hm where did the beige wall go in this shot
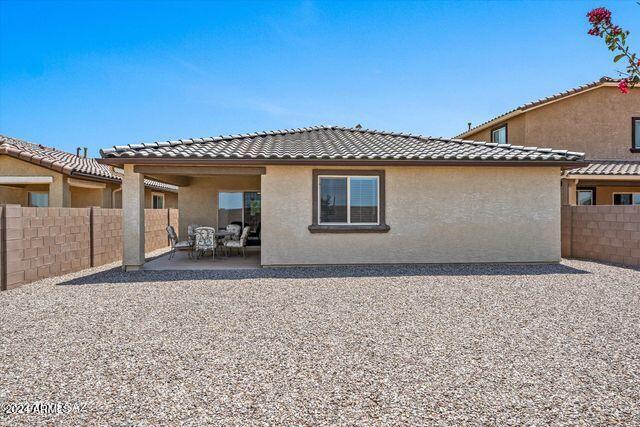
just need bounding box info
[593,185,640,205]
[70,187,103,207]
[0,155,67,206]
[261,165,562,265]
[177,175,260,238]
[465,87,640,159]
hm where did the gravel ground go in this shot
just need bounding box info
[1,259,639,426]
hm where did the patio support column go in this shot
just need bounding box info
[49,175,70,207]
[561,178,578,206]
[122,164,145,271]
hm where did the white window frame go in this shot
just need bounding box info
[318,175,380,225]
[152,192,165,209]
[612,192,640,205]
[28,191,49,207]
[577,189,593,206]
[491,125,507,144]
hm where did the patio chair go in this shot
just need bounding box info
[166,226,192,260]
[225,223,242,241]
[187,224,202,245]
[194,226,217,260]
[224,226,250,257]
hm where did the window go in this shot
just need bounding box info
[577,189,593,205]
[633,117,640,151]
[491,124,507,144]
[310,170,389,233]
[152,193,164,209]
[218,191,261,234]
[613,193,640,205]
[28,192,48,207]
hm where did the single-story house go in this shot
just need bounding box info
[98,125,585,269]
[0,135,178,208]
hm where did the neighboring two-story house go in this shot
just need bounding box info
[457,77,640,206]
[0,135,178,208]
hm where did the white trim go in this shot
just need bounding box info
[565,174,640,181]
[0,176,53,184]
[317,175,380,226]
[151,192,165,209]
[67,177,106,189]
[612,192,640,205]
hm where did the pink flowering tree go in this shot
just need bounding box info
[587,7,639,93]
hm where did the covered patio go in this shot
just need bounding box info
[118,164,263,270]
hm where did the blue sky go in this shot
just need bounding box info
[1,0,638,156]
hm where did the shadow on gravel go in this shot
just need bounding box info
[57,263,591,286]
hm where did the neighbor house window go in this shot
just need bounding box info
[491,124,507,144]
[28,192,48,207]
[633,117,640,150]
[310,170,389,233]
[613,193,640,205]
[577,189,594,205]
[152,193,164,209]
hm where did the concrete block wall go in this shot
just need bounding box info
[92,208,123,267]
[144,209,170,253]
[0,205,179,290]
[561,205,640,266]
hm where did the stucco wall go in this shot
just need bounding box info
[0,155,66,206]
[467,113,527,145]
[465,87,640,159]
[261,165,562,265]
[70,187,103,207]
[177,175,260,238]
[592,185,640,205]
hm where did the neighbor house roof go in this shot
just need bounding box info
[565,160,640,177]
[456,77,622,139]
[99,125,585,165]
[0,135,178,192]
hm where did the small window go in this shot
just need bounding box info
[577,190,593,205]
[28,192,48,207]
[613,193,640,205]
[152,193,164,209]
[491,124,507,144]
[633,117,640,150]
[319,176,378,224]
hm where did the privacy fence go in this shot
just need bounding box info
[561,205,640,267]
[0,205,178,290]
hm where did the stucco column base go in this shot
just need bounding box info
[122,264,144,271]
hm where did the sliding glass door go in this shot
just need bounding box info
[218,191,261,242]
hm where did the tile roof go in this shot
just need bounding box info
[457,77,621,138]
[100,125,585,163]
[0,135,178,192]
[565,160,640,176]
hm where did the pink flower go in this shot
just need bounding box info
[587,7,612,25]
[618,79,630,94]
[611,25,622,36]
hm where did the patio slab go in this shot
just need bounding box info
[144,246,261,270]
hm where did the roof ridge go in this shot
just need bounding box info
[456,76,622,138]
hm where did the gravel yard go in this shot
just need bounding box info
[1,260,639,426]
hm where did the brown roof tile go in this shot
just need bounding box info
[0,135,178,192]
[100,125,585,164]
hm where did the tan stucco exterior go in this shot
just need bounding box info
[464,86,640,160]
[261,165,562,265]
[463,86,640,205]
[0,154,178,208]
[177,175,260,238]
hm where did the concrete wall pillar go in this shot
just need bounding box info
[561,178,578,206]
[122,165,145,270]
[49,175,70,207]
[101,186,113,208]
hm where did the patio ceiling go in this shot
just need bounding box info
[133,166,266,187]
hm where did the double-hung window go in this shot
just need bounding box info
[152,193,164,209]
[491,124,507,144]
[310,170,389,232]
